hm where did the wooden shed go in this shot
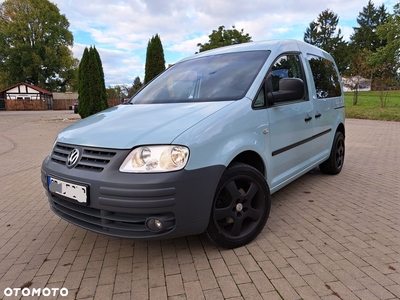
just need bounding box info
[0,82,53,110]
[53,92,79,110]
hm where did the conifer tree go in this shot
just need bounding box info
[78,47,90,118]
[144,34,166,84]
[348,1,390,90]
[92,46,108,110]
[132,76,143,95]
[304,9,345,51]
[350,0,388,52]
[78,46,108,118]
[304,9,349,73]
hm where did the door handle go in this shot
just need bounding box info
[304,114,312,122]
[315,112,322,118]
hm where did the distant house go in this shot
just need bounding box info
[342,76,371,92]
[0,82,53,110]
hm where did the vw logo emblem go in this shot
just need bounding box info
[66,148,80,168]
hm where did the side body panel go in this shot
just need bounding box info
[266,101,314,187]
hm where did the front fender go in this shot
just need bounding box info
[174,100,270,172]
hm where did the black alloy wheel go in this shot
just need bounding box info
[319,131,345,175]
[206,163,271,249]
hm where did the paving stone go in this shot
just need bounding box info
[0,112,399,300]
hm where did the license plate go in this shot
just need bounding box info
[48,176,87,203]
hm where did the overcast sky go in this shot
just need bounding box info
[51,0,397,87]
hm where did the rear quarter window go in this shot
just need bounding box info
[307,54,342,99]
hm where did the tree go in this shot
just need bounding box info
[0,0,77,91]
[92,46,107,106]
[196,25,252,53]
[78,46,108,118]
[107,76,143,101]
[374,2,400,79]
[131,76,143,96]
[106,85,123,100]
[0,70,10,90]
[348,49,371,105]
[350,0,388,52]
[347,1,389,90]
[144,34,165,84]
[304,9,349,74]
[304,9,341,49]
[367,2,400,106]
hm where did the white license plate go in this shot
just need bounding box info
[48,176,87,203]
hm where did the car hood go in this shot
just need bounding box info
[57,102,233,149]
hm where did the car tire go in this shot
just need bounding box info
[319,131,345,175]
[206,162,271,249]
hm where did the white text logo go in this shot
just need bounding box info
[4,287,68,297]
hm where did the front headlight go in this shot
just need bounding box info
[119,145,189,173]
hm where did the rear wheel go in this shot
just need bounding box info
[206,163,271,249]
[319,131,345,175]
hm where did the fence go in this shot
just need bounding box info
[2,97,121,111]
[5,99,47,110]
[53,99,76,110]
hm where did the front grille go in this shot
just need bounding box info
[51,143,116,172]
[51,144,73,164]
[49,194,175,237]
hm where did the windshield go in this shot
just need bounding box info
[130,50,270,104]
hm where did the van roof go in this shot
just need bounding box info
[178,39,333,63]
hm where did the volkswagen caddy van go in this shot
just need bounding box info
[41,39,345,248]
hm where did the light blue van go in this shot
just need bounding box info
[41,39,345,248]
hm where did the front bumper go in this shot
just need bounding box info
[41,143,225,239]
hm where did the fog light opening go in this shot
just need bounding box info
[146,218,164,232]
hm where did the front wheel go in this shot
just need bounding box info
[206,163,271,249]
[319,131,345,175]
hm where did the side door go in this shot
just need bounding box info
[263,54,315,190]
[306,54,343,163]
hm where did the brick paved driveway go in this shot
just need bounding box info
[0,110,399,300]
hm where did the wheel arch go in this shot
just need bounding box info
[336,122,345,137]
[228,150,266,177]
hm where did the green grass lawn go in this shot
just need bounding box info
[344,90,400,121]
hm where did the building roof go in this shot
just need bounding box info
[0,82,52,95]
[52,92,79,100]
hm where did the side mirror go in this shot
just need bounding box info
[267,78,305,105]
